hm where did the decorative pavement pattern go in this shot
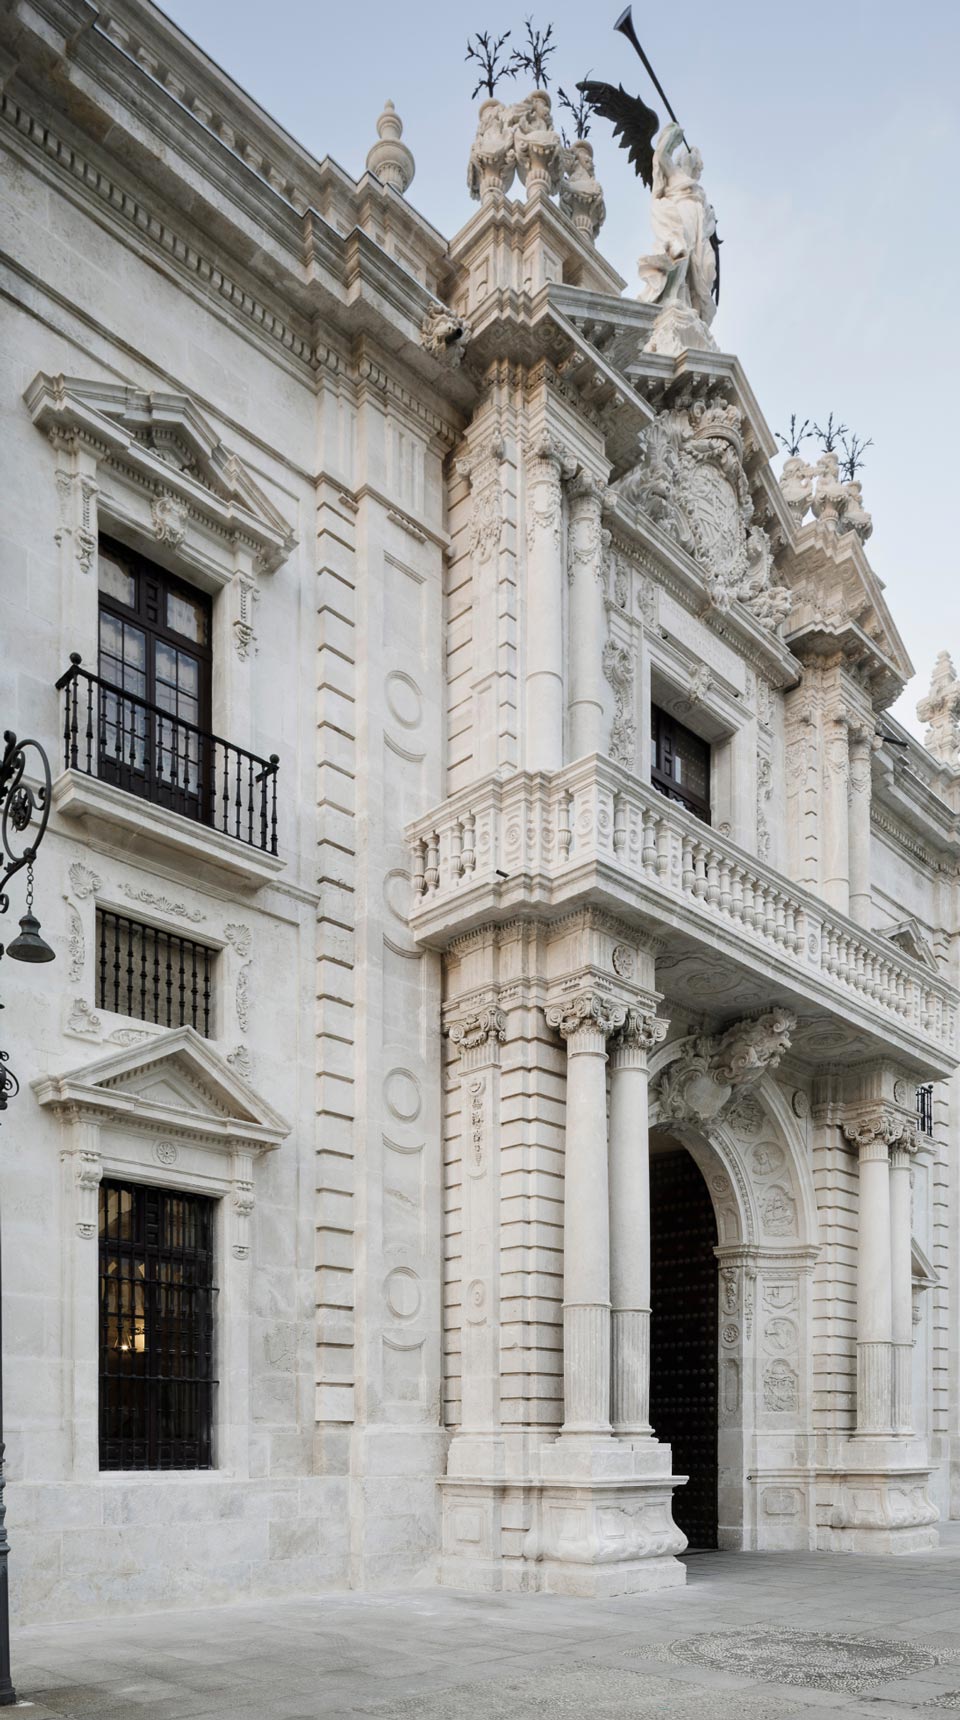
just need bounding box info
[372,1667,809,1720]
[668,1625,943,1693]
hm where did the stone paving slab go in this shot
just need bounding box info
[10,1528,960,1719]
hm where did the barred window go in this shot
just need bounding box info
[96,908,216,1037]
[99,1181,217,1470]
[917,1084,934,1138]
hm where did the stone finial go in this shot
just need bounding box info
[365,100,415,195]
[559,138,606,240]
[917,651,960,768]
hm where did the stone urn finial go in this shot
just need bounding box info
[366,99,415,195]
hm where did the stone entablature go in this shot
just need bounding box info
[408,759,958,1076]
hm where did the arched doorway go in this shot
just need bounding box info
[649,1141,719,1549]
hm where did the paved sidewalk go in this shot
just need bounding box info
[11,1528,960,1719]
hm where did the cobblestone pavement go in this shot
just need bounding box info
[11,1527,960,1719]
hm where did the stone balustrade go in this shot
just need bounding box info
[408,757,958,1074]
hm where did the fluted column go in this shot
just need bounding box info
[844,1115,894,1436]
[847,726,873,927]
[524,435,574,772]
[889,1132,917,1435]
[608,1007,667,1437]
[546,990,626,1436]
[567,471,608,760]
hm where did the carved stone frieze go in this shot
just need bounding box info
[616,397,792,632]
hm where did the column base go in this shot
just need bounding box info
[440,1434,687,1595]
[816,1436,939,1555]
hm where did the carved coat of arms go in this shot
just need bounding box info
[616,397,792,632]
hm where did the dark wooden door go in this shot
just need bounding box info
[649,1146,719,1548]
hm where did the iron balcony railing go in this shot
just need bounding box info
[56,655,279,856]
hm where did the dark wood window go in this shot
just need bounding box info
[97,537,212,818]
[96,908,216,1037]
[99,1181,217,1471]
[651,704,712,824]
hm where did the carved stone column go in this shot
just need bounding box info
[608,1007,667,1437]
[889,1131,917,1435]
[566,472,608,761]
[524,435,575,773]
[843,1114,894,1436]
[847,725,874,926]
[546,990,626,1436]
[448,1005,507,1433]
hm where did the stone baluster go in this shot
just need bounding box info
[608,1006,668,1437]
[843,1113,894,1436]
[889,1129,918,1435]
[567,472,608,760]
[524,435,574,772]
[546,990,627,1436]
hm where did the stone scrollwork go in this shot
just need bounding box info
[602,638,636,766]
[614,1006,669,1055]
[656,1009,795,1126]
[616,397,792,633]
[841,1107,919,1155]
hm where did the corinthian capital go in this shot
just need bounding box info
[615,1007,669,1054]
[842,1107,918,1156]
[448,1007,507,1058]
[546,990,627,1043]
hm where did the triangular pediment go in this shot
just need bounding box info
[33,1025,288,1148]
[882,918,939,973]
[25,373,295,572]
[912,1240,938,1289]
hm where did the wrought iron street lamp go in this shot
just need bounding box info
[0,728,56,1706]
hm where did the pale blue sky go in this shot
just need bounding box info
[158,0,959,735]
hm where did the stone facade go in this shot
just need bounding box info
[0,0,958,1621]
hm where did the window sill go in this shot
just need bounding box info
[52,770,285,889]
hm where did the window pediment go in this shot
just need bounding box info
[32,1024,288,1151]
[882,919,938,974]
[25,373,295,574]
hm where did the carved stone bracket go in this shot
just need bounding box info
[656,1008,795,1126]
[448,1007,507,1059]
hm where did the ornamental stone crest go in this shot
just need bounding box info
[420,304,472,368]
[616,397,792,632]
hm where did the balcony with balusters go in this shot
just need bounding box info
[407,755,959,1081]
[51,655,283,885]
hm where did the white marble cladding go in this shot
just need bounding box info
[408,760,958,1074]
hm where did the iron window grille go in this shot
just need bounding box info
[99,1180,217,1471]
[96,908,216,1037]
[917,1083,934,1137]
[651,705,712,824]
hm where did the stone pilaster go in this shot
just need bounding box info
[545,989,626,1436]
[524,434,576,773]
[847,724,874,927]
[566,471,608,761]
[608,1006,668,1437]
[447,1004,507,1435]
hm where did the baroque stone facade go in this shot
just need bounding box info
[0,0,958,1623]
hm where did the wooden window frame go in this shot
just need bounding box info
[651,704,712,824]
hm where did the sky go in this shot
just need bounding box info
[156,0,960,736]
